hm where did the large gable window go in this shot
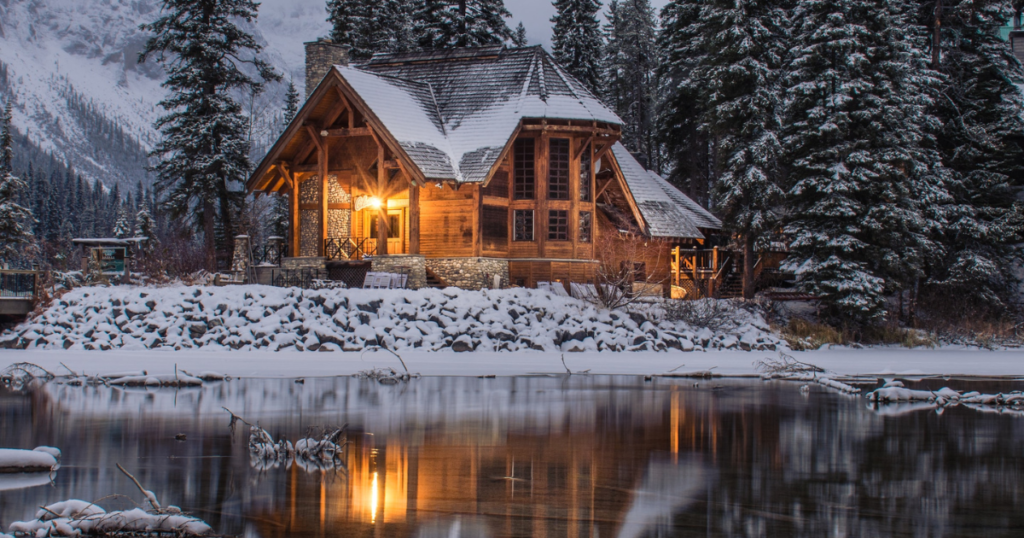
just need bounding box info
[513,139,535,200]
[548,138,570,200]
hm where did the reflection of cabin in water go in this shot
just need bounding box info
[247,43,745,297]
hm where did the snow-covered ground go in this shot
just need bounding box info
[1,285,1021,379]
[2,345,1023,379]
[2,285,778,353]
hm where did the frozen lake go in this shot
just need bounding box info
[3,375,1024,537]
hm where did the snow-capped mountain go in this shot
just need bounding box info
[0,0,330,191]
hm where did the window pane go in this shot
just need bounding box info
[513,139,535,200]
[579,143,592,202]
[579,211,591,243]
[548,210,568,241]
[548,138,570,200]
[370,215,401,239]
[514,210,534,241]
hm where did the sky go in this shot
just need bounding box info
[506,0,671,48]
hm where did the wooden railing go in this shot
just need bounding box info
[324,237,377,261]
[0,270,37,299]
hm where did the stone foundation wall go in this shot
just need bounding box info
[282,257,326,271]
[426,257,510,290]
[371,255,427,289]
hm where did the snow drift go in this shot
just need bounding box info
[2,286,779,353]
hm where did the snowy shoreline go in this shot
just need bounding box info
[3,347,1023,379]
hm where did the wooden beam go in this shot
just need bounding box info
[593,141,614,165]
[279,162,295,191]
[323,127,371,138]
[292,163,355,173]
[595,177,615,200]
[376,138,389,255]
[383,159,399,169]
[304,125,325,154]
[520,124,620,136]
[319,139,329,256]
[333,86,353,128]
[473,183,482,257]
[574,134,595,161]
[290,168,299,257]
[409,183,420,255]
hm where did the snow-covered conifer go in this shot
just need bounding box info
[134,206,157,254]
[328,0,415,60]
[512,22,528,46]
[113,207,132,239]
[923,0,1024,314]
[674,0,791,298]
[781,0,947,324]
[417,0,514,49]
[0,102,34,267]
[283,81,299,124]
[551,0,604,93]
[603,0,661,170]
[139,0,280,270]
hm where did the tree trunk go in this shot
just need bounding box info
[203,198,216,271]
[742,234,755,300]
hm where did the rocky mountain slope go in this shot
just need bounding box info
[0,0,330,191]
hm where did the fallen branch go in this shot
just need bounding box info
[116,463,161,512]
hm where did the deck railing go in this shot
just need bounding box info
[251,244,284,266]
[0,270,37,299]
[325,237,377,261]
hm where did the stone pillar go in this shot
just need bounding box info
[231,235,250,281]
[304,40,350,98]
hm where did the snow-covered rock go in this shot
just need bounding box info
[3,286,779,354]
[0,448,60,473]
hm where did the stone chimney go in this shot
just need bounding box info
[304,39,349,98]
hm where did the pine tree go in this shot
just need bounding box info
[0,102,34,267]
[283,81,299,124]
[328,0,415,61]
[551,0,604,94]
[134,206,158,254]
[417,0,514,49]
[781,0,947,325]
[512,22,528,46]
[923,0,1024,315]
[603,0,661,170]
[139,0,280,270]
[657,0,712,207]
[673,0,791,299]
[113,207,132,239]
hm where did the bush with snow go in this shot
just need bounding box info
[2,286,780,353]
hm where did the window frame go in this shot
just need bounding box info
[513,138,536,200]
[548,209,569,241]
[547,138,570,200]
[513,209,535,242]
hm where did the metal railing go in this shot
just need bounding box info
[251,244,284,266]
[0,270,37,299]
[325,237,377,261]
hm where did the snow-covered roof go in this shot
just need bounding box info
[71,237,147,246]
[336,46,621,183]
[610,143,721,239]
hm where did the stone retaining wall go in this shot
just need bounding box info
[426,257,510,290]
[371,255,426,289]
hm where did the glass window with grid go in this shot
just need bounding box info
[579,143,592,202]
[514,209,534,241]
[548,138,570,200]
[548,210,569,240]
[579,211,592,243]
[513,139,535,200]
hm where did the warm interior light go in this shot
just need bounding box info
[369,197,382,210]
[370,471,379,523]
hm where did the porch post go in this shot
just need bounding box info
[376,143,389,255]
[409,184,420,254]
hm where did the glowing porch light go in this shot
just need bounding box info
[368,197,383,210]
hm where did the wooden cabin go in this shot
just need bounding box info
[247,43,722,293]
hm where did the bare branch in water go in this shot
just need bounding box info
[116,463,162,512]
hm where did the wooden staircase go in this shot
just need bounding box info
[424,268,447,288]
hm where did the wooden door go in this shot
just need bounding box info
[367,209,404,254]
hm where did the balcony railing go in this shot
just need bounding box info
[325,237,377,261]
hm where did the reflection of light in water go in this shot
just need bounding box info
[371,471,378,524]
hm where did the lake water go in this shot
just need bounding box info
[3,375,1024,537]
